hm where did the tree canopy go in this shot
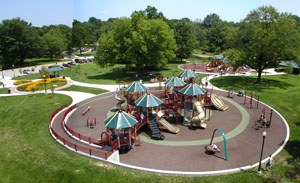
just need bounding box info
[0,18,42,68]
[170,18,196,62]
[42,28,67,60]
[236,6,300,82]
[95,11,176,71]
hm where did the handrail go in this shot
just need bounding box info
[49,105,113,160]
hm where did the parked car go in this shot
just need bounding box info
[23,69,31,74]
[68,61,76,66]
[62,63,71,68]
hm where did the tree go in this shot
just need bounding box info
[0,18,42,68]
[170,18,196,61]
[95,11,176,71]
[206,21,226,53]
[237,6,300,83]
[143,6,166,21]
[42,28,66,60]
[72,20,86,54]
[203,13,221,28]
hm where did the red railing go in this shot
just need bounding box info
[49,105,113,160]
[49,104,68,123]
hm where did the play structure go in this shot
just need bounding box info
[206,58,228,73]
[206,128,228,161]
[82,106,91,116]
[86,117,96,128]
[97,69,231,153]
[255,108,273,129]
[243,91,260,109]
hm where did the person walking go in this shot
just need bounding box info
[265,154,273,171]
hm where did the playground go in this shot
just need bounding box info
[53,69,289,174]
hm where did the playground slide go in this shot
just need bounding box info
[114,94,127,111]
[158,118,180,134]
[191,101,207,129]
[153,111,180,134]
[210,94,228,111]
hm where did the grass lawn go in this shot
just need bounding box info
[24,57,70,66]
[211,74,300,182]
[0,88,9,94]
[0,94,264,183]
[61,85,108,94]
[76,52,96,57]
[15,61,206,85]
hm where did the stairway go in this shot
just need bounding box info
[148,114,165,140]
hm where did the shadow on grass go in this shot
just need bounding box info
[285,140,300,159]
[285,140,300,180]
[211,76,294,92]
[88,69,161,83]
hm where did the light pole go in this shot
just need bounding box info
[258,130,267,173]
[12,65,15,77]
[43,75,47,94]
[0,65,3,79]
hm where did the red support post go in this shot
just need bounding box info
[89,149,92,156]
[74,144,77,151]
[256,96,260,109]
[250,93,253,109]
[208,107,211,121]
[269,109,273,127]
[244,91,247,105]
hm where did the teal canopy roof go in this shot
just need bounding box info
[279,60,299,69]
[177,69,197,78]
[104,110,138,129]
[47,66,63,73]
[179,83,205,96]
[210,55,223,60]
[164,77,186,87]
[125,81,148,93]
[134,93,163,108]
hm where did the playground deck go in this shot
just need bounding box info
[61,90,288,173]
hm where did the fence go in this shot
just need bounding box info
[49,105,113,160]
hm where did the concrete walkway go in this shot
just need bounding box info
[0,75,162,105]
[0,67,286,103]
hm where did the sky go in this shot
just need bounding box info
[0,0,299,27]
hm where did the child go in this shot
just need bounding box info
[265,155,273,171]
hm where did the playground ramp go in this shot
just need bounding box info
[210,94,228,111]
[191,101,207,129]
[158,118,180,134]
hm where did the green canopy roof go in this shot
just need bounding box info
[134,93,163,108]
[104,110,138,129]
[279,60,299,69]
[179,83,205,96]
[177,69,197,78]
[47,66,64,73]
[164,77,186,87]
[125,81,148,93]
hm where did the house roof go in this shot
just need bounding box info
[279,60,299,69]
[47,66,64,73]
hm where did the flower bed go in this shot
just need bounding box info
[16,78,67,92]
